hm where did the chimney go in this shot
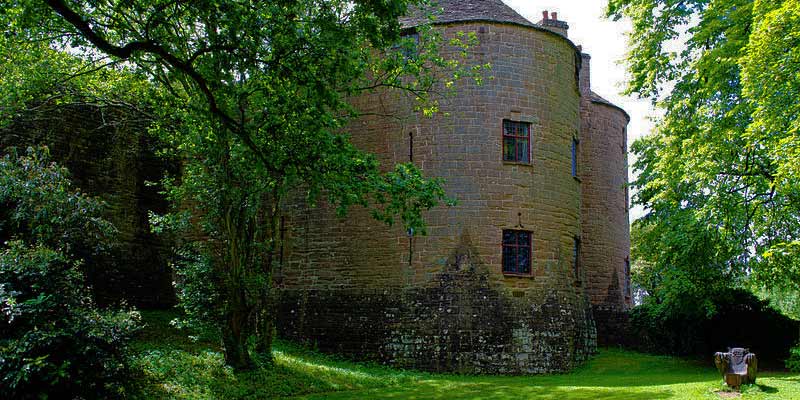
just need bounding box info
[538,10,569,37]
[579,51,591,95]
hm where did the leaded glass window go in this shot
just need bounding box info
[502,230,531,274]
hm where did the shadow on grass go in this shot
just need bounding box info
[770,376,800,382]
[129,347,365,399]
[756,384,778,394]
[296,381,675,400]
[130,311,421,399]
[130,311,732,399]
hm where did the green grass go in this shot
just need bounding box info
[130,311,800,399]
[129,311,422,399]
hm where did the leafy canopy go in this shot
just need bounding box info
[4,0,484,368]
[5,0,475,230]
[609,0,800,315]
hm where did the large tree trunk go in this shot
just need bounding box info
[253,197,281,361]
[217,197,257,370]
[221,298,254,370]
[215,140,280,369]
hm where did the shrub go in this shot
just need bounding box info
[171,248,222,340]
[0,147,141,399]
[787,343,800,372]
[629,288,800,366]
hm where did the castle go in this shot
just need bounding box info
[1,0,630,375]
[277,1,631,374]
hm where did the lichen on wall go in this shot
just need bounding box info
[277,19,600,374]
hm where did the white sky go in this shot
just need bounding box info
[504,0,655,222]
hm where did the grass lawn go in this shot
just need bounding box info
[130,311,800,399]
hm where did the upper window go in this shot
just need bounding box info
[395,32,419,60]
[571,138,579,178]
[503,120,530,163]
[502,230,531,275]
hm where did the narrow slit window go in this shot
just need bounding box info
[624,257,631,299]
[572,138,579,178]
[502,120,531,163]
[502,230,532,274]
[573,237,581,285]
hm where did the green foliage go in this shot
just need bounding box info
[0,147,114,253]
[0,33,157,130]
[787,343,800,372]
[628,288,798,362]
[0,147,141,399]
[741,0,800,209]
[170,249,222,340]
[609,0,800,314]
[631,212,738,319]
[4,0,486,369]
[752,285,800,321]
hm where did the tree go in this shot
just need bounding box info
[740,0,800,290]
[608,0,800,315]
[6,0,480,369]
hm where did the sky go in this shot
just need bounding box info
[503,0,655,222]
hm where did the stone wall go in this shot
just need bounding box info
[578,53,631,311]
[278,22,597,373]
[280,266,595,374]
[0,103,176,308]
[592,304,632,347]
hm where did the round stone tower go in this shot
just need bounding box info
[578,51,632,345]
[279,0,629,373]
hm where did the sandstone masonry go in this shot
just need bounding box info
[278,1,630,373]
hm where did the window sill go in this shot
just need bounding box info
[573,176,581,183]
[502,161,532,167]
[503,272,533,278]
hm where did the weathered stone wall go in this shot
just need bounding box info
[278,22,597,373]
[0,103,176,308]
[280,268,595,374]
[591,305,631,347]
[578,53,631,312]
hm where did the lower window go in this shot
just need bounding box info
[502,230,531,274]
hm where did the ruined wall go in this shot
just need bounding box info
[278,22,596,373]
[0,103,176,308]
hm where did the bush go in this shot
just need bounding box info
[787,343,800,372]
[171,248,222,340]
[0,147,141,398]
[629,288,800,367]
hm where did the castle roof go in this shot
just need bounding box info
[400,1,629,119]
[590,91,631,121]
[400,0,535,28]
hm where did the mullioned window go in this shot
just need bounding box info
[502,120,530,163]
[502,229,531,274]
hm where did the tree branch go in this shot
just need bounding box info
[45,0,274,171]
